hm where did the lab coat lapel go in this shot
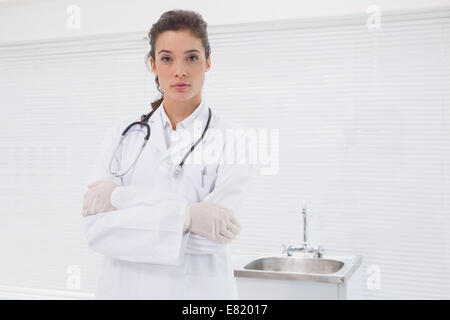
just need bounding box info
[147,107,190,163]
[175,111,216,166]
[147,107,168,156]
[147,104,215,164]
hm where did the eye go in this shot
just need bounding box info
[188,55,198,61]
[161,56,171,62]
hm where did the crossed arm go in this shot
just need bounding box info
[82,124,254,265]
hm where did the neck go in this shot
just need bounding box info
[162,95,202,130]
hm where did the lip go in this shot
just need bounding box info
[172,82,190,87]
[172,83,190,91]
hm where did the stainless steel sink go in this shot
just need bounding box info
[244,257,344,274]
[234,253,363,284]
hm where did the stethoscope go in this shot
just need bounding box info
[109,103,212,182]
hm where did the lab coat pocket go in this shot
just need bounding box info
[96,257,120,299]
[183,164,216,201]
[198,164,220,201]
[183,252,236,299]
[185,251,228,276]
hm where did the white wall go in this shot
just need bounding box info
[1,0,450,300]
[1,0,450,44]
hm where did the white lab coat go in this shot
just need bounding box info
[83,101,253,299]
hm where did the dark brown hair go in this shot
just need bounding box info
[142,9,211,122]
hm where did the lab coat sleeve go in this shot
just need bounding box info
[97,125,255,255]
[109,185,222,255]
[83,124,190,265]
[185,126,255,254]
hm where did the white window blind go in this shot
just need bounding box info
[0,6,449,299]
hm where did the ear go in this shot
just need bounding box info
[150,56,156,74]
[205,56,211,72]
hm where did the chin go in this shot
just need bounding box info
[167,92,196,101]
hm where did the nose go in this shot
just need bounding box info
[174,61,187,78]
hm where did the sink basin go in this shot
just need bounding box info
[244,257,344,274]
[234,253,362,284]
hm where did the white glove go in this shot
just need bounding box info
[82,180,119,217]
[187,202,242,244]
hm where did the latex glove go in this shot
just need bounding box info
[187,202,242,244]
[82,180,119,217]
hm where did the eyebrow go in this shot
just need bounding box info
[158,49,200,55]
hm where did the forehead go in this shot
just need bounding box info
[155,30,203,53]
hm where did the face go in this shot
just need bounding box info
[150,29,211,103]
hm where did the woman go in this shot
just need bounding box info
[81,9,253,299]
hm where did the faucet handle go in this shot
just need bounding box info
[282,244,296,255]
[313,245,326,258]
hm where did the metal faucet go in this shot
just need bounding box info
[312,245,326,258]
[282,202,326,258]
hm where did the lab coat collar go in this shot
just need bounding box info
[148,99,212,160]
[160,99,206,130]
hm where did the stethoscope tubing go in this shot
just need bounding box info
[109,107,211,179]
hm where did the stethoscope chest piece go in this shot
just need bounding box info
[170,164,183,178]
